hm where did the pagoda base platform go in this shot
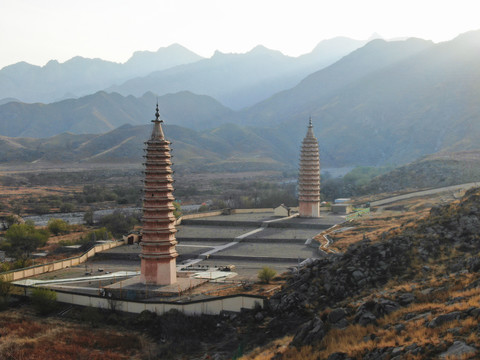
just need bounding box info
[103,275,208,299]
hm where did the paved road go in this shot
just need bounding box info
[371,182,479,207]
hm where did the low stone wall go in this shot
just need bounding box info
[241,238,306,244]
[175,211,223,225]
[207,254,304,263]
[232,208,273,214]
[22,286,264,315]
[266,222,331,230]
[175,208,276,226]
[0,240,126,282]
[181,219,263,227]
[177,237,234,243]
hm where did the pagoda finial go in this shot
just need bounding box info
[306,117,316,139]
[150,103,165,140]
[154,101,163,123]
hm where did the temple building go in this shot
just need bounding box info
[139,105,178,285]
[298,118,321,218]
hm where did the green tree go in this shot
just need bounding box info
[0,277,12,311]
[59,202,75,213]
[31,288,57,315]
[83,209,94,226]
[3,215,21,230]
[85,227,112,242]
[173,201,182,218]
[4,221,49,258]
[99,211,139,237]
[47,218,69,236]
[258,266,277,284]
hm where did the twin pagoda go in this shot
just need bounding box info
[138,106,321,286]
[298,119,321,218]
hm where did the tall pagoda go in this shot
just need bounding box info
[139,105,178,285]
[298,118,321,218]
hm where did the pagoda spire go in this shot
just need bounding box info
[150,102,165,140]
[298,118,321,218]
[139,104,178,285]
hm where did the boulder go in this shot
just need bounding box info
[427,311,461,328]
[328,308,348,323]
[396,293,415,306]
[439,341,477,358]
[356,310,377,326]
[291,317,326,347]
[327,352,352,360]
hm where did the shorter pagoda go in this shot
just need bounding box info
[139,105,178,285]
[298,118,321,218]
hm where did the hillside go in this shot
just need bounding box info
[244,187,480,359]
[0,44,203,103]
[0,123,297,172]
[238,30,480,166]
[0,91,234,137]
[362,150,480,194]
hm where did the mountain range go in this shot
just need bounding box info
[235,30,480,166]
[1,30,480,171]
[0,44,203,104]
[0,91,233,137]
[107,37,367,109]
[0,37,366,109]
[0,123,295,173]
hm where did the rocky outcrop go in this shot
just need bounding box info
[263,188,480,358]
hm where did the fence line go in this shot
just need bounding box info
[0,240,126,282]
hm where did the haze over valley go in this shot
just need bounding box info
[1,30,480,172]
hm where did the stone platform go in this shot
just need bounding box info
[103,275,208,298]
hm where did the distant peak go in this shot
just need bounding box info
[45,59,60,67]
[368,32,383,41]
[250,44,269,52]
[212,50,226,57]
[248,44,282,55]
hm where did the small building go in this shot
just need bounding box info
[123,230,141,245]
[0,250,5,262]
[274,204,291,217]
[334,198,351,204]
[331,203,353,214]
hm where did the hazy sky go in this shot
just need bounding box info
[1,0,479,69]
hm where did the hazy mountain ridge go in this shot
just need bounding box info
[0,44,203,104]
[107,38,367,109]
[0,91,234,137]
[237,30,480,167]
[2,31,480,169]
[0,122,296,172]
[0,38,365,109]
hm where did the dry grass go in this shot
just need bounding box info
[243,272,480,359]
[0,308,154,360]
[0,184,82,216]
[239,336,293,360]
[327,195,453,252]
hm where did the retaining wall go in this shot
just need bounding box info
[0,240,126,282]
[22,286,264,315]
